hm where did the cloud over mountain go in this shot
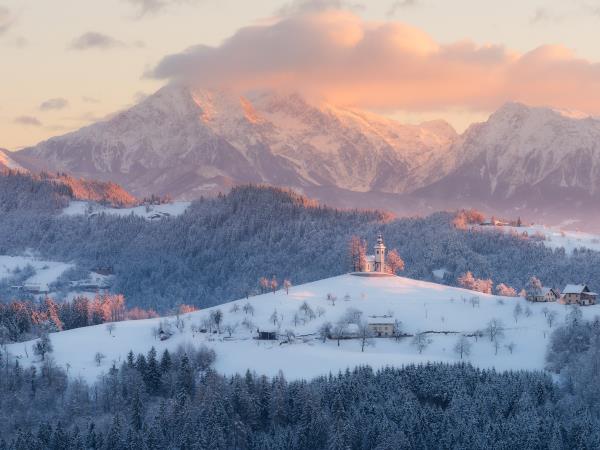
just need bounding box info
[149,8,600,115]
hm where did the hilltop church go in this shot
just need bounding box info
[362,233,386,273]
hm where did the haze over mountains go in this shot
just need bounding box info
[9,84,600,228]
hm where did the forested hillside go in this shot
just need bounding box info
[0,352,595,449]
[0,170,136,213]
[1,184,599,311]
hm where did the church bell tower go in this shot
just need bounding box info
[374,233,386,273]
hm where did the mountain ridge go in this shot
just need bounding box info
[12,84,460,199]
[10,86,600,227]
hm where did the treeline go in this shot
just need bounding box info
[2,344,600,449]
[2,184,600,311]
[0,169,135,213]
[0,295,160,343]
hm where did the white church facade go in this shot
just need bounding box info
[362,233,386,273]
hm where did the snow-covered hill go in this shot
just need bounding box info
[478,223,600,255]
[62,200,190,219]
[8,274,588,381]
[12,84,459,199]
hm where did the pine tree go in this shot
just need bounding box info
[104,416,124,450]
[126,351,135,368]
[159,349,172,373]
[130,388,144,432]
[145,347,162,394]
[175,354,195,400]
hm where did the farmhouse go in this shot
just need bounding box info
[527,287,560,303]
[367,316,396,337]
[560,284,598,306]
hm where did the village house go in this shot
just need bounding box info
[527,287,560,303]
[367,316,396,337]
[560,284,598,306]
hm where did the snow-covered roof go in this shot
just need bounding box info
[367,316,395,325]
[562,284,589,294]
[365,255,375,262]
[540,287,558,296]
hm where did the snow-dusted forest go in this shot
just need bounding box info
[1,310,600,448]
[1,179,599,312]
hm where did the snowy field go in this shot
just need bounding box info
[478,224,600,254]
[0,255,72,287]
[62,200,191,219]
[8,274,592,382]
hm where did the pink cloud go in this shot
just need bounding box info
[149,9,600,114]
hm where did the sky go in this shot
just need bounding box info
[2,0,600,150]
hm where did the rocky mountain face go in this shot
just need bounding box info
[0,148,25,172]
[411,103,600,223]
[10,86,600,228]
[12,84,459,199]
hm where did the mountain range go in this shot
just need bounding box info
[8,84,600,228]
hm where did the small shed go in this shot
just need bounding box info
[257,330,278,340]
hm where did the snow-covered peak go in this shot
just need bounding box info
[16,84,459,198]
[0,148,25,171]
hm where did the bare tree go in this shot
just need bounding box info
[243,302,255,316]
[524,306,533,317]
[270,277,279,293]
[269,309,279,326]
[259,277,269,293]
[343,307,363,325]
[542,306,549,318]
[224,323,238,337]
[283,279,292,294]
[505,342,516,354]
[327,293,337,306]
[494,338,502,355]
[393,319,403,341]
[229,303,240,313]
[241,317,254,330]
[316,306,326,317]
[357,321,374,352]
[385,249,405,274]
[33,333,53,361]
[454,336,472,359]
[546,310,558,328]
[411,332,432,354]
[94,352,106,366]
[210,309,223,333]
[176,316,185,333]
[485,319,505,343]
[106,323,116,336]
[513,302,523,323]
[348,236,367,272]
[319,322,332,342]
[299,302,316,322]
[469,296,480,308]
[332,321,347,346]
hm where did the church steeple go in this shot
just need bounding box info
[374,233,386,273]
